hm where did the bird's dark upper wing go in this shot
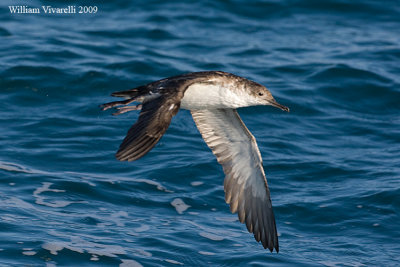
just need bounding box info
[116,94,181,161]
[191,109,279,252]
[112,73,219,161]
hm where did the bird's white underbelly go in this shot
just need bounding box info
[180,83,251,110]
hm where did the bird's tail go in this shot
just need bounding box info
[110,85,148,98]
[100,85,148,115]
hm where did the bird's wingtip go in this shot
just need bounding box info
[115,153,127,161]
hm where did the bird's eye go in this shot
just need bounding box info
[258,92,264,96]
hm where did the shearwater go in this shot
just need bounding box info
[101,71,289,252]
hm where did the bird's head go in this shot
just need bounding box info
[248,82,290,112]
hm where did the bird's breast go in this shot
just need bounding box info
[180,83,252,110]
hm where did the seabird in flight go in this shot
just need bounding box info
[101,71,289,252]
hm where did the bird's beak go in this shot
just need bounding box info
[268,99,290,112]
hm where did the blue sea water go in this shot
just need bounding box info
[1,0,400,266]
